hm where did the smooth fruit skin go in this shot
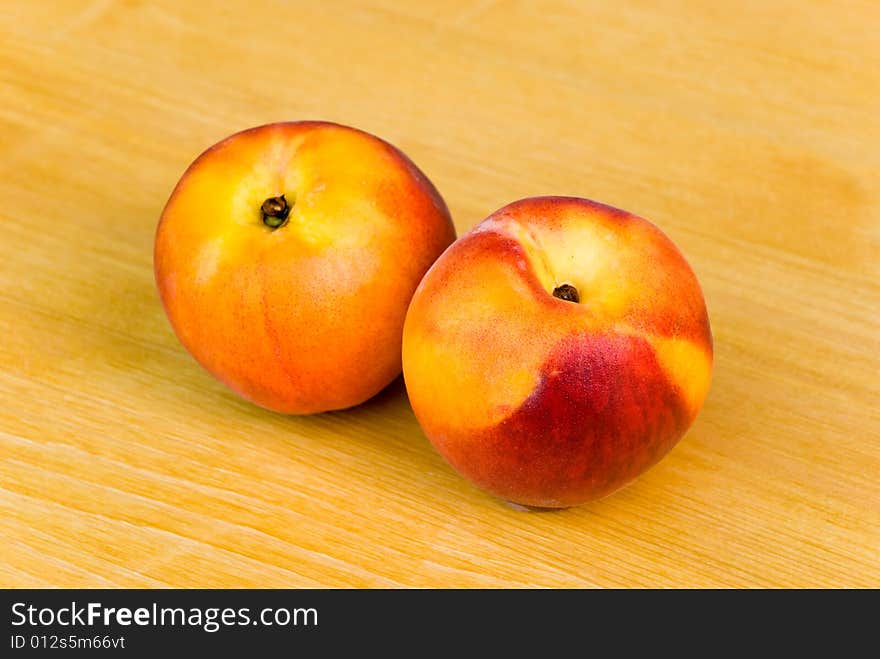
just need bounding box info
[402,197,712,507]
[155,121,455,414]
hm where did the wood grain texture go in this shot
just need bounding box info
[1,0,878,588]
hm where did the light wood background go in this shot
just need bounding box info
[1,0,878,588]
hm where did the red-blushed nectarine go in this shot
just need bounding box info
[155,121,455,413]
[402,196,713,508]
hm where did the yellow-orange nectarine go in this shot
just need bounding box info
[155,121,455,414]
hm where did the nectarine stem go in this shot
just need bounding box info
[553,284,580,303]
[261,195,290,229]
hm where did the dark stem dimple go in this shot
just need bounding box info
[261,195,291,229]
[553,284,580,303]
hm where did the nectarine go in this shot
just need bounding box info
[402,197,712,507]
[155,121,455,413]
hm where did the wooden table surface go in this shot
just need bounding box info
[1,0,877,588]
